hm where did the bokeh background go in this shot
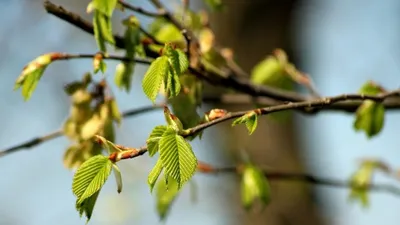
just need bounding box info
[1,0,400,225]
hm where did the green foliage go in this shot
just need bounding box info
[163,106,184,132]
[14,53,53,100]
[155,175,180,220]
[62,76,120,170]
[147,125,168,156]
[158,127,197,189]
[354,82,385,138]
[142,56,170,102]
[73,155,113,221]
[114,16,142,91]
[148,159,164,192]
[92,0,117,17]
[93,10,115,52]
[93,54,107,74]
[204,0,224,11]
[348,160,389,208]
[142,44,189,102]
[241,164,271,210]
[77,190,100,222]
[112,163,123,193]
[232,111,259,135]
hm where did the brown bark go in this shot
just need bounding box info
[207,1,325,225]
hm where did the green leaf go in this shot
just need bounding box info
[348,159,389,208]
[358,81,383,95]
[72,155,113,204]
[93,55,107,74]
[232,111,259,135]
[147,125,168,157]
[158,128,197,188]
[241,164,271,210]
[95,135,122,153]
[93,10,115,52]
[92,0,117,17]
[14,53,53,100]
[164,67,181,98]
[155,175,179,220]
[354,81,385,138]
[164,44,189,76]
[111,163,123,193]
[142,56,169,102]
[148,159,164,192]
[114,16,142,92]
[204,0,224,11]
[76,190,100,222]
[354,100,385,138]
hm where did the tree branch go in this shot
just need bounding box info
[196,162,400,196]
[43,0,310,102]
[0,104,163,157]
[109,89,400,163]
[51,52,152,64]
[118,0,166,17]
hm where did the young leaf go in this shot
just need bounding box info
[164,67,181,98]
[147,125,168,157]
[354,101,385,138]
[92,0,117,17]
[155,176,179,220]
[72,155,113,204]
[348,159,389,208]
[14,53,53,100]
[76,190,100,222]
[112,163,123,193]
[114,16,141,91]
[353,82,386,138]
[95,135,122,153]
[93,53,107,74]
[163,106,184,132]
[148,159,164,192]
[93,10,115,52]
[158,128,197,188]
[241,164,271,210]
[164,43,189,76]
[232,111,259,135]
[142,56,169,102]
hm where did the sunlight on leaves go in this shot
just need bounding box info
[147,125,168,157]
[354,81,385,138]
[241,164,271,210]
[232,111,259,135]
[148,159,164,192]
[159,127,197,189]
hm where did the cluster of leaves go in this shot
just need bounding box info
[348,159,390,207]
[63,73,121,169]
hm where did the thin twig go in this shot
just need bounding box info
[196,162,400,196]
[51,52,152,64]
[0,104,163,157]
[118,0,166,17]
[42,0,311,102]
[109,89,400,162]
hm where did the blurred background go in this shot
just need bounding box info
[1,0,400,224]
